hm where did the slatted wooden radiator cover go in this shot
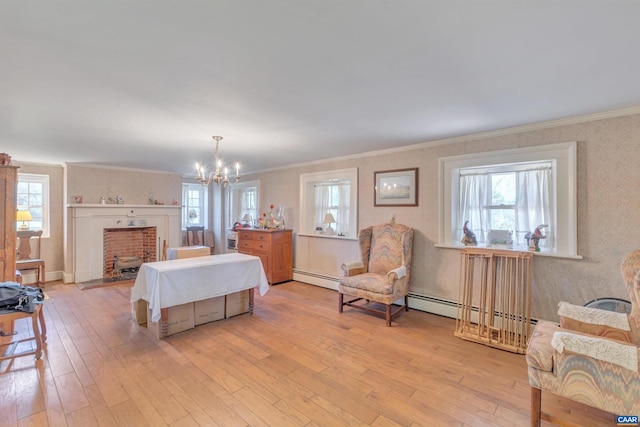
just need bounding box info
[455,247,533,354]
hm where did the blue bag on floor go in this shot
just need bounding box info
[0,282,44,313]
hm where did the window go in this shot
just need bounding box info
[299,168,358,239]
[227,180,260,227]
[182,183,208,229]
[314,181,350,234]
[439,142,579,258]
[459,162,553,248]
[17,173,50,237]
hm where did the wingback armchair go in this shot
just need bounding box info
[526,250,640,426]
[339,223,414,326]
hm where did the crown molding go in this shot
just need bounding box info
[248,106,640,175]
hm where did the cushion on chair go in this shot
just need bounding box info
[340,273,394,296]
[368,224,405,275]
[558,301,632,342]
[526,320,558,372]
[551,331,639,372]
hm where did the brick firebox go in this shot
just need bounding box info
[103,227,157,277]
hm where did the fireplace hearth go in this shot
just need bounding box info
[103,227,157,278]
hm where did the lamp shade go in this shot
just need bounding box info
[17,210,32,230]
[323,213,336,224]
[242,214,251,222]
[323,213,336,235]
[16,210,32,222]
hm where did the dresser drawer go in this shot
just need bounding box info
[237,230,271,243]
[238,239,269,253]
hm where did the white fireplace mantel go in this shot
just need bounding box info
[66,204,182,283]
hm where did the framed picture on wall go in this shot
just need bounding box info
[374,167,418,207]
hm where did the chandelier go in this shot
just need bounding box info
[195,136,240,186]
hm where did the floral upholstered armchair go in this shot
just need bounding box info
[338,223,414,327]
[526,250,640,426]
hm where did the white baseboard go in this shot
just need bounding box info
[18,270,64,285]
[293,270,339,290]
[407,294,458,319]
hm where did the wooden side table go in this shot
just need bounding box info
[0,304,47,362]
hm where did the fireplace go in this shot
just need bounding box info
[103,227,157,278]
[67,205,181,284]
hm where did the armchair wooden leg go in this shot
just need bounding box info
[386,305,391,327]
[404,295,409,311]
[531,386,541,427]
[338,292,344,313]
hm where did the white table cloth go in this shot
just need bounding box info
[130,253,269,322]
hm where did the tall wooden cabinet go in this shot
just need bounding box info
[0,165,19,282]
[237,229,292,284]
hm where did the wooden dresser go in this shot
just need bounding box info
[237,229,292,284]
[0,165,19,282]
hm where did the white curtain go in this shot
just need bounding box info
[516,168,552,248]
[459,174,491,243]
[314,183,350,234]
[314,185,331,230]
[336,183,350,235]
[459,168,552,247]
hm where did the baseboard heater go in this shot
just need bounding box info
[292,270,541,324]
[293,269,460,320]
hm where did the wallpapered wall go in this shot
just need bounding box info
[65,164,182,206]
[12,114,640,321]
[243,114,640,321]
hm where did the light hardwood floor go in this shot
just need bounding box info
[1,281,614,427]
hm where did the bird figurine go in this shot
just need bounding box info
[527,224,548,251]
[461,220,477,246]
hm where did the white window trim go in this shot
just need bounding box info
[181,183,208,229]
[299,168,358,239]
[438,141,580,259]
[17,173,50,238]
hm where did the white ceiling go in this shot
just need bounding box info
[2,1,640,177]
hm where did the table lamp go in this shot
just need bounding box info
[242,214,251,226]
[324,213,336,235]
[16,210,32,230]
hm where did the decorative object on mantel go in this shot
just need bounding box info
[195,135,240,187]
[107,187,116,204]
[323,213,336,235]
[460,220,477,246]
[16,210,32,230]
[525,224,548,252]
[73,195,83,204]
[0,152,12,165]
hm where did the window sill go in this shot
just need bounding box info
[434,243,583,260]
[298,233,358,241]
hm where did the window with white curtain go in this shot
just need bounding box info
[227,180,260,227]
[459,162,553,249]
[299,168,358,239]
[182,183,208,229]
[314,181,350,235]
[439,142,579,258]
